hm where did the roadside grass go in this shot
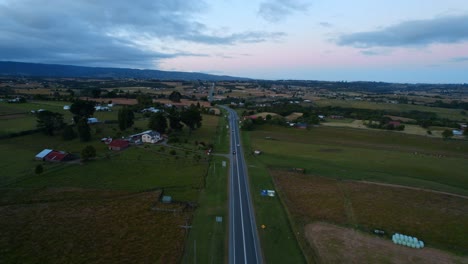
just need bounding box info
[314,99,466,121]
[182,156,229,264]
[242,133,306,264]
[0,190,190,263]
[214,109,229,154]
[247,126,468,195]
[272,172,468,256]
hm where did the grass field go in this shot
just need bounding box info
[242,133,306,264]
[246,125,468,196]
[314,99,466,121]
[272,172,468,257]
[242,123,468,260]
[305,222,468,264]
[0,111,221,262]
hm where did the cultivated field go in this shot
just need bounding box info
[0,189,190,263]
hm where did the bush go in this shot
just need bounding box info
[169,150,177,155]
[81,145,96,161]
[35,164,44,175]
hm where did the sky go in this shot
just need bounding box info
[0,0,468,83]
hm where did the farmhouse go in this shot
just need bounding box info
[129,130,162,144]
[108,139,129,151]
[142,131,162,143]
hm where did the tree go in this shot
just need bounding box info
[442,129,453,140]
[91,88,101,98]
[35,164,43,175]
[77,118,91,142]
[464,129,468,137]
[168,91,182,102]
[137,94,153,107]
[167,108,183,131]
[70,100,95,123]
[81,145,96,161]
[241,119,254,131]
[148,112,167,133]
[62,125,77,140]
[118,107,135,131]
[180,105,202,132]
[36,111,65,136]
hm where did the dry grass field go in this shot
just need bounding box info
[0,189,190,263]
[306,222,468,264]
[271,171,468,257]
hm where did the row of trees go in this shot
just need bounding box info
[37,99,203,142]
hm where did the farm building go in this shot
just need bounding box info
[95,105,110,111]
[295,123,308,129]
[108,139,129,151]
[87,117,99,124]
[35,149,53,160]
[35,149,75,162]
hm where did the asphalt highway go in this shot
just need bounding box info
[222,106,263,264]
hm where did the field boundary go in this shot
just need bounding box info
[359,180,468,199]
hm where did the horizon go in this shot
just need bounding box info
[3,60,468,85]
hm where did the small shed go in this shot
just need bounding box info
[161,196,172,203]
[35,149,53,160]
[63,105,70,110]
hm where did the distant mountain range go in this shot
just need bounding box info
[0,61,250,81]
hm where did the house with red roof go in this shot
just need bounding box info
[108,139,129,151]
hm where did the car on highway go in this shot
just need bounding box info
[232,150,236,154]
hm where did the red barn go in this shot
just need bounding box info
[44,150,75,162]
[108,139,129,151]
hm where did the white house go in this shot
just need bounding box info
[63,105,70,110]
[141,131,162,143]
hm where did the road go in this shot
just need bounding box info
[223,106,263,264]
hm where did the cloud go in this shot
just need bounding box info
[258,0,309,23]
[319,22,333,28]
[450,57,468,62]
[0,0,284,68]
[360,49,392,56]
[337,14,468,48]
